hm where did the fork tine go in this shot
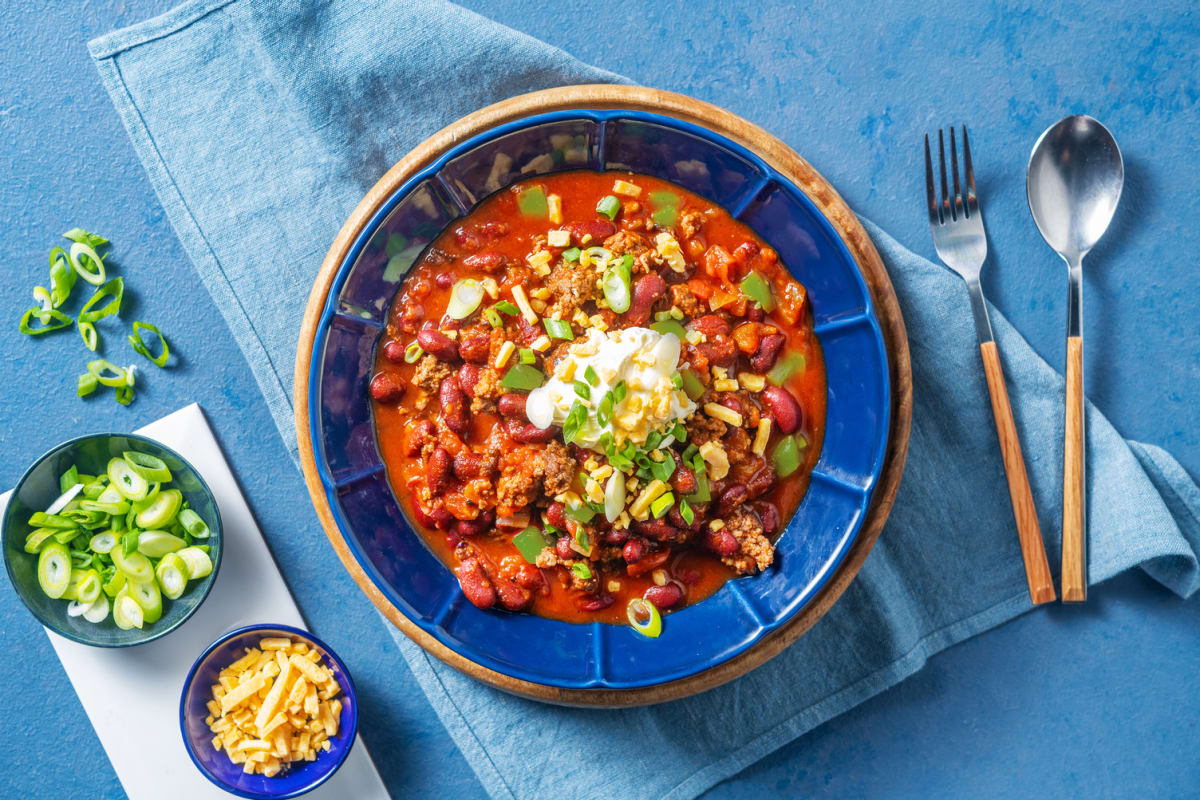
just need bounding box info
[949,127,963,222]
[924,134,940,225]
[961,125,978,216]
[937,129,950,225]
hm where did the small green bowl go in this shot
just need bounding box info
[3,433,222,646]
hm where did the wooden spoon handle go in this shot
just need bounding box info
[1062,335,1086,602]
[980,341,1056,605]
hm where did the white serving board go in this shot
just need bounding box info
[0,404,390,800]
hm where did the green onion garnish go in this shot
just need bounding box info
[68,241,107,286]
[78,277,124,323]
[447,279,485,319]
[87,360,129,388]
[596,195,621,221]
[128,321,169,367]
[649,452,677,483]
[563,247,581,262]
[679,498,695,526]
[767,352,806,386]
[18,307,72,335]
[63,228,109,250]
[519,347,536,365]
[571,562,592,580]
[584,365,599,386]
[573,380,591,401]
[650,319,687,339]
[650,492,675,519]
[670,373,683,390]
[612,380,627,404]
[626,597,662,637]
[78,321,98,351]
[679,369,705,400]
[543,318,574,340]
[493,300,520,316]
[48,248,76,307]
[562,401,587,445]
[484,307,502,328]
[596,390,614,427]
[403,342,424,363]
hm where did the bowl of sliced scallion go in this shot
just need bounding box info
[3,433,221,646]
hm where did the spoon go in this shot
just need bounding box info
[1026,115,1124,603]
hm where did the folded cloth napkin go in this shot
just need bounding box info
[89,2,1200,799]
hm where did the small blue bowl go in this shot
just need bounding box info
[2,432,222,647]
[302,106,893,693]
[180,624,358,799]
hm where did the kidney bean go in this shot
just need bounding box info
[417,329,459,361]
[399,302,424,334]
[462,251,506,273]
[458,363,480,399]
[690,314,732,339]
[679,568,702,585]
[429,506,454,531]
[404,419,436,457]
[578,594,616,613]
[622,538,646,564]
[439,376,470,435]
[719,394,743,417]
[697,336,737,370]
[498,393,527,418]
[555,536,575,561]
[746,305,765,322]
[622,273,667,326]
[434,271,454,289]
[717,483,748,515]
[410,503,436,528]
[512,563,546,592]
[381,339,407,363]
[668,506,703,533]
[504,417,557,444]
[644,583,683,610]
[426,447,453,495]
[454,510,495,538]
[565,220,616,242]
[756,502,780,535]
[626,548,671,577]
[369,373,404,403]
[746,466,777,500]
[496,577,531,611]
[703,528,740,558]
[750,333,786,373]
[459,335,491,364]
[670,464,697,495]
[544,501,567,530]
[632,519,682,541]
[602,527,629,545]
[452,451,487,481]
[762,385,802,434]
[456,556,497,609]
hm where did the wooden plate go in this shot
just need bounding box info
[294,85,912,706]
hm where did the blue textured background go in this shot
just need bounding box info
[1,1,1197,798]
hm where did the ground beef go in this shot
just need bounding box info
[545,264,597,319]
[720,507,774,574]
[670,284,703,318]
[495,440,575,512]
[679,209,705,239]
[686,415,727,447]
[413,355,452,395]
[470,367,501,414]
[604,230,650,259]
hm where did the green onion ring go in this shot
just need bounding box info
[77,373,98,397]
[78,321,98,351]
[127,321,169,367]
[114,386,135,406]
[68,241,107,286]
[49,247,76,307]
[33,286,53,311]
[87,359,129,388]
[122,451,172,483]
[78,277,124,323]
[403,342,423,363]
[626,597,663,638]
[19,307,72,335]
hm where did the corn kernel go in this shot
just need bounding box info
[713,378,739,392]
[530,298,547,313]
[607,579,622,593]
[530,286,551,300]
[651,569,668,586]
[709,519,725,531]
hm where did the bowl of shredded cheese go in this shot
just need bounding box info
[179,624,358,798]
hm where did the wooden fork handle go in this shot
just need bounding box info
[1062,336,1086,602]
[979,341,1056,604]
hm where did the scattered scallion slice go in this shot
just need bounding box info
[37,542,72,599]
[493,300,520,316]
[573,380,591,401]
[107,457,149,500]
[447,279,485,319]
[125,580,163,623]
[518,348,536,365]
[543,317,574,340]
[77,373,98,397]
[68,241,106,286]
[89,531,117,554]
[562,247,581,262]
[403,342,424,363]
[136,529,186,558]
[48,247,76,307]
[123,451,172,483]
[562,401,588,445]
[679,369,705,400]
[604,472,626,523]
[18,307,72,335]
[626,597,662,638]
[155,554,189,599]
[650,492,675,519]
[571,562,592,580]
[24,528,56,554]
[78,321,98,351]
[767,352,806,386]
[128,321,169,367]
[88,360,130,388]
[484,307,502,328]
[82,593,110,624]
[112,592,144,630]
[584,365,599,386]
[78,277,123,323]
[679,498,695,526]
[176,546,213,580]
[178,508,210,539]
[596,195,621,220]
[603,267,631,313]
[111,547,154,583]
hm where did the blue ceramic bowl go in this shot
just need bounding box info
[304,109,891,691]
[180,624,358,799]
[2,433,222,647]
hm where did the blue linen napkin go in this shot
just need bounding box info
[88,2,1200,799]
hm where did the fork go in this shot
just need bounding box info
[924,126,1056,605]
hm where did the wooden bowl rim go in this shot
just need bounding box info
[293,84,912,707]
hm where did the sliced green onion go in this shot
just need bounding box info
[89,531,117,554]
[176,546,213,580]
[767,352,806,386]
[562,247,581,262]
[679,369,706,400]
[571,562,593,580]
[114,385,135,406]
[136,529,186,559]
[612,381,627,404]
[112,546,154,583]
[603,268,631,314]
[688,471,711,504]
[649,452,677,483]
[670,373,684,390]
[679,497,695,526]
[650,492,675,519]
[447,279,485,319]
[88,360,129,388]
[518,347,536,365]
[739,270,776,311]
[771,435,804,477]
[650,319,686,339]
[584,365,599,386]
[484,308,502,328]
[493,300,520,316]
[80,499,129,515]
[517,185,548,217]
[573,380,591,401]
[33,286,53,311]
[500,363,545,391]
[18,307,72,335]
[28,511,77,530]
[125,580,162,623]
[107,457,149,501]
[78,321,98,351]
[178,508,210,539]
[25,528,57,554]
[48,247,77,307]
[513,526,551,564]
[82,593,110,623]
[77,373,99,397]
[542,318,574,340]
[37,542,72,599]
[155,554,189,599]
[122,451,172,483]
[403,342,423,363]
[112,591,144,630]
[69,241,107,285]
[596,195,621,220]
[102,568,126,598]
[63,228,108,249]
[626,597,662,637]
[76,277,124,324]
[604,472,626,522]
[580,247,613,269]
[75,569,102,605]
[127,321,169,367]
[561,401,587,445]
[596,390,614,427]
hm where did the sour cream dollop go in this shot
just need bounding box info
[526,327,696,452]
